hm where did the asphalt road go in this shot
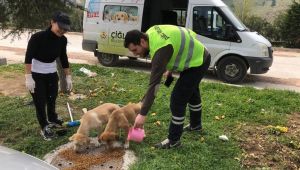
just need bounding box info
[1,31,300,92]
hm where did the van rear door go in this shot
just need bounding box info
[97,1,144,57]
[83,0,103,52]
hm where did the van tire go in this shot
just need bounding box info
[216,56,247,83]
[97,53,119,66]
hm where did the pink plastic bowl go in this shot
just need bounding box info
[127,127,145,142]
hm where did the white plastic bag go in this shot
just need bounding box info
[79,67,97,77]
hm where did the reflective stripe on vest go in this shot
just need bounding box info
[184,29,195,70]
[147,25,204,72]
[175,28,195,70]
[173,27,186,71]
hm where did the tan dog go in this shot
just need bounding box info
[69,103,120,152]
[112,11,129,23]
[99,102,142,149]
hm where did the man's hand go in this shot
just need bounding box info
[25,74,35,93]
[134,114,146,128]
[164,70,172,77]
[66,75,73,91]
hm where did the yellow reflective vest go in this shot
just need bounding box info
[146,25,205,72]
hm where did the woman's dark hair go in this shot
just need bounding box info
[124,30,148,48]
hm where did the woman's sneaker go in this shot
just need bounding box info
[40,125,55,141]
[154,139,181,149]
[49,117,64,127]
[183,124,202,132]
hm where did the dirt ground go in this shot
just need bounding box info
[1,72,299,169]
[0,72,27,96]
[238,113,300,169]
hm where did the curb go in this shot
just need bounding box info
[66,32,83,36]
[273,47,300,53]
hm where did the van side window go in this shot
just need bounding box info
[174,9,187,26]
[103,5,138,24]
[87,0,101,18]
[193,6,228,40]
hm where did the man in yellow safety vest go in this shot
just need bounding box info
[124,25,211,149]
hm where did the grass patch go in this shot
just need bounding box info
[0,64,299,169]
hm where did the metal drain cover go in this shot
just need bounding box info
[44,138,137,170]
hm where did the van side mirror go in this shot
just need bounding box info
[225,24,234,39]
[225,24,240,42]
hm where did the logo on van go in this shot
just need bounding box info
[100,32,108,39]
[111,31,125,40]
[110,31,125,44]
[110,31,125,40]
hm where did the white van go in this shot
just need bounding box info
[82,0,273,83]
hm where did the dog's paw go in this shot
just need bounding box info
[111,141,122,148]
[124,143,130,149]
[93,141,101,148]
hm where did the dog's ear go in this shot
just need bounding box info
[112,13,116,22]
[100,132,117,142]
[99,132,107,142]
[109,132,118,140]
[119,120,130,131]
[118,114,130,128]
[124,12,129,21]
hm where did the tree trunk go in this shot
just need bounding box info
[56,58,68,93]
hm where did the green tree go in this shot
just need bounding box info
[0,0,83,37]
[272,11,286,44]
[243,15,277,42]
[276,1,300,48]
[232,0,255,21]
[0,0,84,93]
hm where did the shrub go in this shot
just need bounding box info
[275,1,300,48]
[243,15,277,42]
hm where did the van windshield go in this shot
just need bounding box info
[220,6,247,31]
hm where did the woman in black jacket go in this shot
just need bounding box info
[24,11,72,141]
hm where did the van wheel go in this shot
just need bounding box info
[97,53,119,66]
[216,56,247,83]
